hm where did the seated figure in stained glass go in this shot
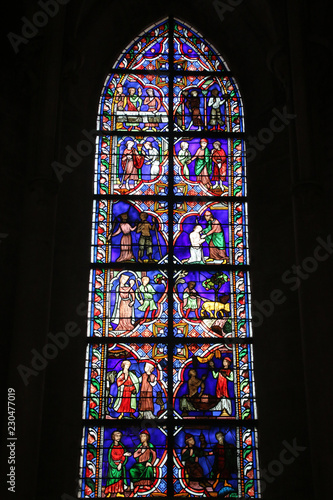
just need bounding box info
[129,430,157,493]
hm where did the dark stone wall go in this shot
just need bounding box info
[1,1,332,499]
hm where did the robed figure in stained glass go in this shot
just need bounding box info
[186,90,204,130]
[109,213,136,263]
[191,139,212,190]
[181,433,210,488]
[114,360,140,418]
[209,358,234,416]
[208,89,225,131]
[129,430,157,493]
[202,211,228,263]
[119,140,144,190]
[177,141,192,179]
[143,88,162,130]
[110,275,136,332]
[209,431,237,490]
[138,362,157,418]
[143,140,160,178]
[105,431,132,497]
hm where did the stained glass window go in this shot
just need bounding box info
[80,17,260,498]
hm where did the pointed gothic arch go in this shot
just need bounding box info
[79,17,260,498]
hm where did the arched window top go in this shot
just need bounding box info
[112,18,230,73]
[113,19,169,70]
[99,18,244,137]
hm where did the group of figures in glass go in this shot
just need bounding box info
[102,428,237,498]
[82,15,259,500]
[106,207,229,265]
[104,429,159,497]
[176,138,228,192]
[108,271,167,333]
[106,360,166,420]
[110,136,228,194]
[110,83,228,133]
[108,211,165,264]
[105,353,234,420]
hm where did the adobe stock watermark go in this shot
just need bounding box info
[51,129,96,183]
[17,301,87,386]
[213,0,245,22]
[260,438,306,493]
[246,106,297,163]
[7,0,70,54]
[252,235,333,327]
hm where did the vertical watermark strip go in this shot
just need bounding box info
[7,388,16,493]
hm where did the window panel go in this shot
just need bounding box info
[94,135,169,196]
[174,20,228,72]
[173,137,246,197]
[173,76,244,133]
[88,269,168,337]
[99,74,169,133]
[81,16,260,499]
[91,199,169,265]
[173,269,252,338]
[173,343,256,420]
[173,200,249,265]
[80,425,168,497]
[173,426,259,498]
[82,343,168,420]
